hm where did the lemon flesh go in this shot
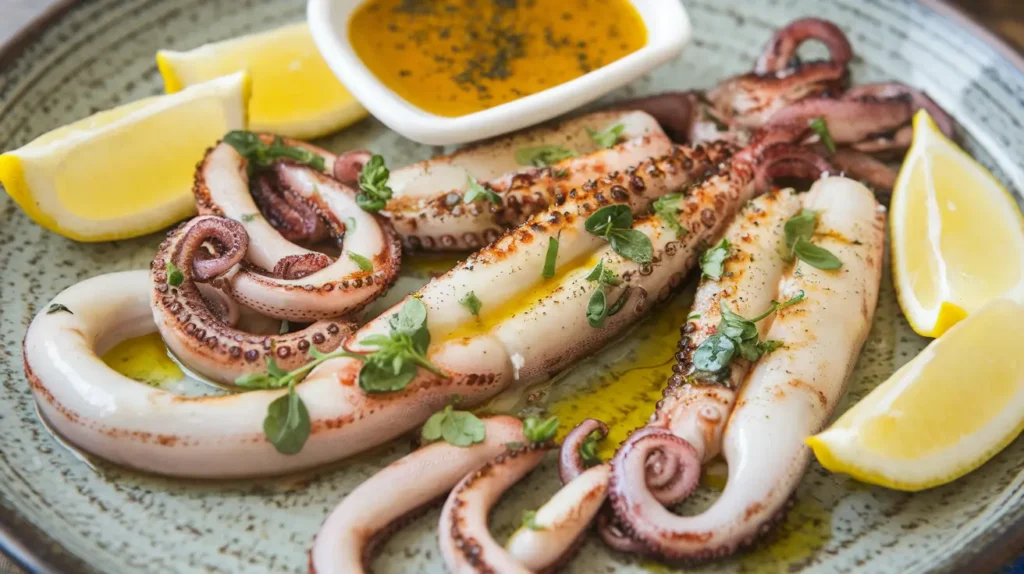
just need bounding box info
[808,297,1024,491]
[157,23,366,139]
[0,72,250,242]
[891,110,1024,337]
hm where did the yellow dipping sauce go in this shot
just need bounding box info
[349,0,648,117]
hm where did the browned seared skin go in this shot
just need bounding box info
[391,141,735,251]
[150,216,355,384]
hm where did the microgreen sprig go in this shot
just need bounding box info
[587,123,625,149]
[463,174,503,204]
[515,145,574,167]
[584,205,653,264]
[421,398,486,447]
[653,192,688,239]
[356,154,394,212]
[357,298,447,393]
[784,209,843,270]
[691,291,806,382]
[223,131,326,175]
[699,238,732,280]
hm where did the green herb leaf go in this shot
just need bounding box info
[609,229,653,263]
[809,117,836,154]
[515,145,574,167]
[587,288,608,328]
[542,234,560,278]
[421,403,486,447]
[459,291,482,316]
[166,261,184,286]
[345,216,357,232]
[584,205,633,236]
[358,298,446,393]
[223,131,326,174]
[348,252,374,272]
[523,415,559,443]
[691,334,736,379]
[579,430,604,466]
[46,303,72,315]
[585,260,619,286]
[699,238,731,280]
[522,510,544,531]
[263,383,311,455]
[584,205,652,262]
[607,286,631,317]
[505,441,525,450]
[241,213,258,222]
[279,320,290,335]
[463,174,503,205]
[793,237,843,270]
[687,313,701,320]
[653,192,688,238]
[784,209,817,254]
[587,123,625,149]
[356,154,393,212]
[691,292,805,381]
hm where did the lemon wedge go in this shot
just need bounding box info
[157,23,367,139]
[808,296,1024,491]
[891,110,1024,337]
[0,72,250,242]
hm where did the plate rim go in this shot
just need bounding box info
[0,1,1021,572]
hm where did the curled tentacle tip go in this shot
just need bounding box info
[753,142,836,193]
[333,150,373,187]
[612,429,703,509]
[273,253,333,280]
[755,18,854,75]
[176,216,249,282]
[558,418,609,484]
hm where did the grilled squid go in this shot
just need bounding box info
[608,177,885,560]
[310,416,526,574]
[384,110,685,251]
[194,135,402,321]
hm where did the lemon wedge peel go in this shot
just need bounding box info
[0,72,250,242]
[156,23,367,139]
[808,296,1024,492]
[890,110,1024,337]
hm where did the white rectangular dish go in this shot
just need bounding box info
[307,0,690,145]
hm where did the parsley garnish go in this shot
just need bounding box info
[421,400,486,447]
[223,131,326,175]
[459,291,482,316]
[584,205,653,263]
[515,145,574,167]
[586,285,631,328]
[587,123,625,149]
[691,292,805,382]
[235,347,365,454]
[522,415,559,443]
[579,430,604,466]
[356,154,393,212]
[585,259,619,286]
[463,174,502,204]
[699,238,731,280]
[357,298,447,393]
[165,261,184,287]
[542,233,560,278]
[348,252,373,272]
[784,209,843,270]
[241,213,258,222]
[653,192,688,238]
[809,117,836,154]
[46,303,73,315]
[522,510,544,531]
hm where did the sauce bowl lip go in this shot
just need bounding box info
[307,0,691,146]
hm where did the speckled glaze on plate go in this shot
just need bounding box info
[0,1,1022,573]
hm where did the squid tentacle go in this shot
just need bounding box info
[439,443,554,574]
[754,17,854,74]
[558,418,608,484]
[194,135,402,321]
[309,416,526,574]
[607,177,885,560]
[151,216,355,385]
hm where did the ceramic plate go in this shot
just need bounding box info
[1,1,1022,572]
